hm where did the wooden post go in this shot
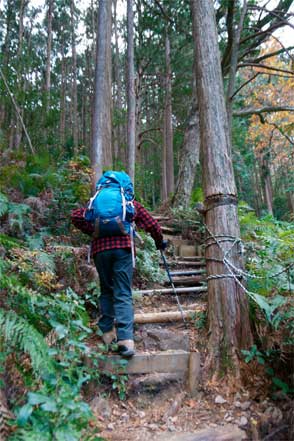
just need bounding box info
[187,352,201,395]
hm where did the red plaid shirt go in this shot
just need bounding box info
[71,201,163,256]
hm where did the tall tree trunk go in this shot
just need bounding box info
[225,0,247,138]
[44,0,53,146]
[260,147,274,215]
[0,0,13,127]
[253,160,262,216]
[71,0,78,152]
[287,191,294,215]
[164,33,174,196]
[172,96,200,209]
[161,73,168,202]
[135,64,143,165]
[14,0,26,149]
[127,0,136,184]
[59,38,66,147]
[172,52,200,209]
[113,0,124,167]
[92,0,112,186]
[191,0,253,382]
[85,48,94,149]
[45,0,53,100]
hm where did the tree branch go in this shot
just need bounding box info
[139,127,162,138]
[234,106,294,117]
[137,137,159,150]
[231,72,260,99]
[246,46,294,65]
[237,62,294,75]
[248,3,294,31]
[264,119,294,146]
[153,0,172,24]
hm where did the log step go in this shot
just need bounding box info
[177,256,204,261]
[161,226,179,235]
[152,216,171,222]
[170,270,206,276]
[163,260,206,267]
[133,286,207,296]
[134,305,205,323]
[168,276,206,286]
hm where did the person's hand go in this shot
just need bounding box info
[157,239,168,251]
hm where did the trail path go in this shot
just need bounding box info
[86,216,290,441]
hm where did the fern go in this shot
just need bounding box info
[8,203,31,234]
[8,431,51,441]
[0,309,55,378]
[0,192,9,217]
[0,234,21,250]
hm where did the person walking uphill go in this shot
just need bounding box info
[71,171,165,358]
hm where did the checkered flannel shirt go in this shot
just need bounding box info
[71,200,163,256]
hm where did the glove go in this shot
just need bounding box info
[157,239,168,251]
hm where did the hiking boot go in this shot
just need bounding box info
[102,328,117,345]
[117,339,135,358]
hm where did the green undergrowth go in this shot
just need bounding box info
[238,202,294,396]
[0,182,167,439]
[135,232,166,284]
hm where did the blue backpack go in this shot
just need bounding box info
[84,171,135,238]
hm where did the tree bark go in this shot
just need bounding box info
[13,0,26,149]
[113,0,124,166]
[59,38,66,147]
[260,151,274,215]
[0,68,35,154]
[92,0,113,186]
[127,0,136,184]
[172,69,200,209]
[161,75,168,202]
[191,0,253,382]
[71,0,79,152]
[225,0,247,139]
[164,32,174,196]
[45,0,53,99]
[0,0,13,127]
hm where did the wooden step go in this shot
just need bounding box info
[161,226,179,235]
[97,350,200,393]
[134,304,205,323]
[168,275,206,286]
[170,270,206,276]
[163,260,205,267]
[153,216,171,222]
[133,286,207,296]
[177,256,204,261]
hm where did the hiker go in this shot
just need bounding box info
[71,171,166,357]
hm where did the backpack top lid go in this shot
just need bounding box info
[96,170,134,199]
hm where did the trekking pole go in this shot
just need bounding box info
[160,250,187,325]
